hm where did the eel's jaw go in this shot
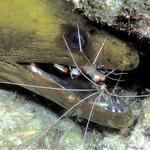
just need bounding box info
[29,63,129,113]
[28,63,94,99]
[26,63,134,128]
[0,60,134,128]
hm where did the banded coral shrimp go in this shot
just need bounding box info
[0,25,149,149]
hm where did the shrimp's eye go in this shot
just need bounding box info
[66,30,85,51]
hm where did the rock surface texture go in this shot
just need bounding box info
[68,0,150,40]
[0,88,150,150]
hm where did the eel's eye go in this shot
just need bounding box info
[66,30,85,51]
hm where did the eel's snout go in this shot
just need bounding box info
[83,26,139,71]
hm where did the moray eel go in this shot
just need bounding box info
[0,0,139,70]
[0,0,138,128]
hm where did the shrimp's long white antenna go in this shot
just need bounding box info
[111,67,124,95]
[77,24,92,65]
[83,91,103,144]
[105,66,150,98]
[104,66,150,99]
[77,25,114,81]
[109,71,128,76]
[106,76,125,82]
[77,24,82,52]
[0,80,95,92]
[78,24,107,76]
[100,69,127,81]
[105,69,115,77]
[63,35,102,88]
[106,90,150,98]
[93,37,107,65]
[29,91,100,149]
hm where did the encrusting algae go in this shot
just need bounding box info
[0,87,150,149]
[68,0,150,40]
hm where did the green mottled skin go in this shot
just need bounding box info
[0,0,139,70]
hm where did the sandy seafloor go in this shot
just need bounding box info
[0,88,150,150]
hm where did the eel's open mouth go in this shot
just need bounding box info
[0,61,134,128]
[18,63,134,129]
[28,63,128,114]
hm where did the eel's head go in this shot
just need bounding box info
[0,0,139,70]
[55,23,139,70]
